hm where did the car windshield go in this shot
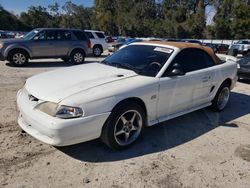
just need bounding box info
[102,45,173,77]
[22,29,39,40]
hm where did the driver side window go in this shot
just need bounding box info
[34,31,46,40]
[163,48,212,76]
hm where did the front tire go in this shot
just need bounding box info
[211,83,230,111]
[9,50,29,67]
[101,102,146,149]
[70,50,85,64]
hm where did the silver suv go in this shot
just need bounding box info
[0,28,92,66]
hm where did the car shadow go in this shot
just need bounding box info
[57,91,250,163]
[5,60,97,68]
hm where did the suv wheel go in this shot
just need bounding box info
[70,50,85,64]
[9,50,28,67]
[101,102,145,149]
[93,46,102,57]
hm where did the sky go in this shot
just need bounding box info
[0,0,94,14]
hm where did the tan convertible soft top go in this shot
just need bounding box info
[141,41,221,64]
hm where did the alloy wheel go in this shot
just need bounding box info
[114,110,142,146]
[13,53,26,65]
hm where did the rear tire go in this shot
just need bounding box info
[101,102,146,150]
[93,46,102,57]
[9,50,29,67]
[210,83,230,112]
[70,50,85,64]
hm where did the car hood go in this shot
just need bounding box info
[25,63,138,103]
[0,38,28,44]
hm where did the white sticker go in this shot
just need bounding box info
[154,47,173,54]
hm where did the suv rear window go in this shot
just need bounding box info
[73,31,87,41]
[95,32,105,39]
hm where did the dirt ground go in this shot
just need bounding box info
[0,55,250,188]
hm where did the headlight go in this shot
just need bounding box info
[56,105,83,119]
[36,102,83,119]
[0,43,3,49]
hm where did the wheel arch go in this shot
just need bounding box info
[111,97,148,121]
[69,47,86,57]
[221,78,232,89]
[93,44,103,52]
[6,47,31,60]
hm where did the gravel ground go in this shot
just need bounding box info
[0,55,250,188]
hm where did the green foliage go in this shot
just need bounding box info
[0,5,30,30]
[0,1,249,39]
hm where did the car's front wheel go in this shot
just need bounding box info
[70,50,85,64]
[211,83,230,111]
[9,50,29,67]
[101,102,146,149]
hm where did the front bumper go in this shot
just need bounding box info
[17,89,111,146]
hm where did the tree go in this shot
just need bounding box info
[0,5,30,30]
[94,0,118,35]
[212,0,234,39]
[60,1,93,29]
[231,0,250,38]
[20,6,53,28]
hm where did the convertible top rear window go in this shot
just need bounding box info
[102,45,173,77]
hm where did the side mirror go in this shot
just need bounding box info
[169,68,185,76]
[167,63,185,76]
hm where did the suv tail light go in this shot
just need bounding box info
[87,39,91,48]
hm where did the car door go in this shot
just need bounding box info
[31,30,56,57]
[157,48,215,120]
[54,30,72,56]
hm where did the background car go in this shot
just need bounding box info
[0,30,7,39]
[215,44,229,54]
[0,28,92,66]
[108,37,128,52]
[84,30,108,56]
[105,36,115,43]
[237,55,250,80]
[229,40,250,56]
[181,39,202,45]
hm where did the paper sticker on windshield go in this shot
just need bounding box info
[154,47,173,54]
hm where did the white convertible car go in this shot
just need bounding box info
[17,41,238,149]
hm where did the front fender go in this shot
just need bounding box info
[4,44,32,58]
